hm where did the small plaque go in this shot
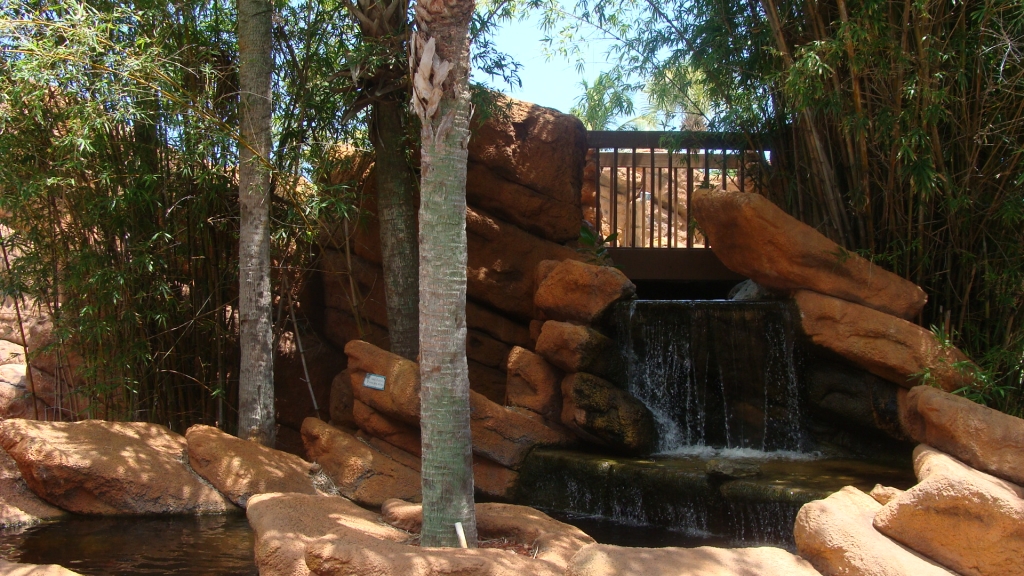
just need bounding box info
[363,373,386,391]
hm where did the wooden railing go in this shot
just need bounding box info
[586,131,767,250]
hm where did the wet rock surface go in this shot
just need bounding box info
[0,420,234,515]
[561,373,657,455]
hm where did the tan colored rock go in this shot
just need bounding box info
[535,321,626,386]
[506,347,562,420]
[561,373,657,455]
[466,301,531,349]
[0,299,52,350]
[795,290,974,391]
[900,384,1024,485]
[469,389,564,469]
[328,369,354,429]
[300,417,420,506]
[376,499,595,572]
[247,492,410,576]
[185,424,317,507]
[467,208,582,320]
[0,364,47,420]
[358,432,422,471]
[0,559,84,576]
[534,260,636,325]
[692,188,926,319]
[873,445,1024,576]
[0,340,25,366]
[345,340,421,425]
[506,406,579,446]
[0,419,234,515]
[466,162,582,244]
[467,96,586,244]
[352,400,422,456]
[567,544,821,576]
[794,486,955,576]
[868,484,903,506]
[0,445,64,528]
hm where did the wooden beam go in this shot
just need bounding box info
[607,248,746,282]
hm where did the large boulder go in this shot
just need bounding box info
[467,208,582,321]
[469,389,564,469]
[247,492,409,576]
[804,358,908,441]
[793,486,955,576]
[566,544,821,576]
[380,499,595,570]
[0,446,64,528]
[873,445,1024,576]
[900,384,1024,485]
[0,419,234,515]
[692,188,926,320]
[535,321,626,386]
[345,339,421,425]
[506,347,562,421]
[561,373,657,455]
[352,399,422,456]
[185,424,318,507]
[534,260,635,325]
[794,290,974,391]
[467,96,586,244]
[300,417,420,507]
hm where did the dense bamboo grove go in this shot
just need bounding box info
[551,0,1024,414]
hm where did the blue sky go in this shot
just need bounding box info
[473,10,618,115]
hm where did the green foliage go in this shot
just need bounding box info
[541,0,1024,414]
[0,0,360,429]
[577,224,618,266]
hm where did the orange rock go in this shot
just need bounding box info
[345,340,421,425]
[185,424,317,507]
[466,301,531,349]
[467,208,582,321]
[469,389,564,469]
[692,188,927,320]
[794,290,975,391]
[534,260,636,325]
[506,347,563,420]
[352,400,422,456]
[377,499,595,572]
[467,330,511,370]
[468,359,507,404]
[357,432,421,472]
[466,162,582,244]
[321,307,390,353]
[247,492,410,576]
[794,486,954,576]
[535,321,626,386]
[472,458,519,500]
[506,406,579,446]
[300,417,421,507]
[900,384,1024,486]
[567,544,821,576]
[0,419,234,515]
[274,329,344,433]
[561,373,657,455]
[869,484,904,506]
[874,445,1024,576]
[0,445,64,528]
[467,96,586,244]
[328,369,354,429]
[321,250,389,328]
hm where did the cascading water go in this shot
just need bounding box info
[615,300,808,455]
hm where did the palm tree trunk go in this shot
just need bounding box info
[411,0,477,548]
[236,0,275,445]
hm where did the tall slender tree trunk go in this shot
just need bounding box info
[371,98,420,360]
[411,0,477,548]
[236,0,275,445]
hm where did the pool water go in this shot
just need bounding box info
[0,514,257,575]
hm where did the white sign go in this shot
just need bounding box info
[363,373,386,391]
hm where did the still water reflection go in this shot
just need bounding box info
[0,513,257,575]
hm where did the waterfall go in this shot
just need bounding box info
[615,300,808,454]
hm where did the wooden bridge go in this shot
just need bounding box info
[585,131,766,284]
